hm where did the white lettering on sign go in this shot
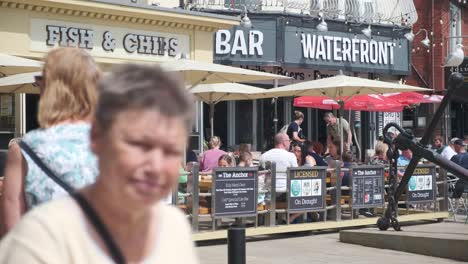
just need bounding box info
[301,33,395,65]
[46,25,93,49]
[33,19,189,61]
[215,29,264,56]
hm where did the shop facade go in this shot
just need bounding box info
[208,13,411,153]
[0,0,238,149]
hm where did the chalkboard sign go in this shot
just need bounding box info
[287,167,326,212]
[351,166,385,209]
[212,167,258,217]
[406,165,435,204]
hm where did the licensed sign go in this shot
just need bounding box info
[212,167,258,217]
[287,167,326,212]
[407,165,436,204]
[351,166,385,209]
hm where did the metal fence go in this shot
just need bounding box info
[173,161,448,233]
[190,0,418,26]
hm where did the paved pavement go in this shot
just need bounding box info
[197,221,466,263]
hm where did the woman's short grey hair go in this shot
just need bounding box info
[95,64,194,131]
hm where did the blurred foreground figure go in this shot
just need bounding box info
[1,48,100,234]
[0,64,199,264]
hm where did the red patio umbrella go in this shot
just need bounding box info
[383,92,443,105]
[294,94,404,112]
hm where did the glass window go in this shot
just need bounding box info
[235,100,253,146]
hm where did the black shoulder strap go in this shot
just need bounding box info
[72,192,126,264]
[19,141,74,194]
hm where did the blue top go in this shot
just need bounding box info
[21,123,98,209]
[397,156,411,167]
[451,152,468,170]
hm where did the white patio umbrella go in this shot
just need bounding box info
[160,59,291,88]
[190,83,269,138]
[0,71,40,94]
[0,53,42,76]
[258,73,432,156]
[161,58,290,157]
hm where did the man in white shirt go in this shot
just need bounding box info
[260,133,298,193]
[433,135,456,161]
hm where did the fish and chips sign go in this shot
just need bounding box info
[30,18,190,61]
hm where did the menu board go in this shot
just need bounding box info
[287,167,326,212]
[212,168,258,217]
[351,166,385,209]
[407,165,435,204]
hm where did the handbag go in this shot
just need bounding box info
[19,141,126,264]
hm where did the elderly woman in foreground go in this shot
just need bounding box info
[0,64,198,264]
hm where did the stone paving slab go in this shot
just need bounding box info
[340,222,468,262]
[197,224,462,264]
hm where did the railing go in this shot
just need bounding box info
[190,0,418,26]
[174,161,448,236]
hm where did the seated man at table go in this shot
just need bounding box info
[260,133,298,223]
[260,133,298,193]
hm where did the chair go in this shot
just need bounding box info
[447,174,468,222]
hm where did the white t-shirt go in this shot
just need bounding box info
[0,197,199,264]
[441,146,457,161]
[260,148,298,193]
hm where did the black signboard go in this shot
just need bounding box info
[212,167,258,217]
[406,165,436,204]
[287,167,326,212]
[351,166,385,209]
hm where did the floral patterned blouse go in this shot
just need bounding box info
[20,123,98,209]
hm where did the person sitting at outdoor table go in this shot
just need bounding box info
[260,133,298,194]
[432,135,456,161]
[450,139,468,200]
[200,136,227,172]
[291,142,305,166]
[341,151,356,187]
[218,154,235,167]
[369,141,389,166]
[305,140,328,166]
[397,148,413,166]
[0,64,199,263]
[237,151,253,167]
[233,143,250,165]
[324,140,341,164]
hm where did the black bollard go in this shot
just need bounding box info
[227,226,246,264]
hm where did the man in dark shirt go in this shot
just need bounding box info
[286,111,305,144]
[450,139,468,198]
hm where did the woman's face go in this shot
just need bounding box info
[91,109,187,209]
[292,145,302,161]
[218,159,229,167]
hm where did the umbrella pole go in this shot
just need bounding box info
[339,100,344,160]
[210,102,215,139]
